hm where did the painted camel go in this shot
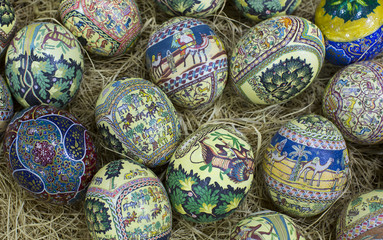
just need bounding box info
[267,139,287,173]
[297,157,334,187]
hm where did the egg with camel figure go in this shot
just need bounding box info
[263,114,349,217]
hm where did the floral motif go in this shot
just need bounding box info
[32,141,56,166]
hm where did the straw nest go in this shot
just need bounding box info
[1,0,383,239]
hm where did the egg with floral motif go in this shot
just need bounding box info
[154,0,224,17]
[263,114,349,217]
[3,105,98,205]
[165,125,255,223]
[0,75,13,138]
[0,0,17,56]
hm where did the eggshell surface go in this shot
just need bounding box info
[263,114,349,217]
[154,0,224,17]
[0,0,17,55]
[0,75,13,137]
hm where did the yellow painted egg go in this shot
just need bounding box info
[145,17,228,109]
[336,190,383,240]
[263,114,349,217]
[230,210,306,239]
[230,15,325,105]
[154,0,224,17]
[165,125,255,223]
[95,78,181,168]
[59,0,142,56]
[85,159,172,239]
[0,0,17,55]
[323,61,383,145]
[315,0,383,65]
[233,0,301,22]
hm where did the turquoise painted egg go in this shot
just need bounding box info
[0,0,17,55]
[5,22,84,108]
[3,105,98,205]
[95,78,181,168]
[0,75,13,137]
[230,210,306,239]
[154,0,224,17]
[165,125,255,223]
[233,0,301,22]
[59,0,142,56]
[230,15,325,105]
[336,190,383,240]
[315,0,383,65]
[145,17,228,109]
[323,61,383,145]
[263,114,349,217]
[85,159,172,240]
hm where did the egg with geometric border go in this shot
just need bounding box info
[315,0,383,65]
[3,105,98,205]
[153,0,224,17]
[0,0,17,56]
[230,15,325,105]
[166,125,255,223]
[85,159,172,240]
[263,114,349,217]
[323,61,383,145]
[0,75,13,138]
[336,190,383,240]
[59,0,142,57]
[5,22,84,108]
[233,0,301,22]
[95,77,181,168]
[230,210,306,240]
[146,17,228,109]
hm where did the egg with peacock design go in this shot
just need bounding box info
[153,0,224,17]
[165,125,255,223]
[59,0,142,56]
[230,15,325,105]
[3,105,98,205]
[95,77,181,168]
[85,159,172,240]
[263,114,349,217]
[145,17,228,109]
[5,22,84,108]
[230,210,306,240]
[0,75,13,138]
[315,0,383,65]
[0,0,17,56]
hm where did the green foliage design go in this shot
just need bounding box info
[105,160,124,189]
[85,198,112,234]
[323,0,380,22]
[0,0,15,26]
[215,191,244,215]
[163,0,202,15]
[98,124,124,154]
[247,0,264,12]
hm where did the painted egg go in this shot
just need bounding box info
[230,210,306,240]
[336,190,383,240]
[145,17,228,109]
[0,75,13,137]
[323,61,383,145]
[0,0,17,56]
[5,22,84,108]
[230,15,325,105]
[95,78,181,168]
[315,0,383,65]
[165,125,255,223]
[233,0,301,22]
[3,105,98,205]
[263,114,349,217]
[153,0,224,17]
[85,159,172,240]
[59,0,142,57]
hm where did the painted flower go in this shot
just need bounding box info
[226,198,241,212]
[179,177,195,192]
[199,203,216,215]
[32,141,56,166]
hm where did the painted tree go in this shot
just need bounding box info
[105,160,124,189]
[0,0,15,26]
[289,145,312,181]
[85,198,112,234]
[323,0,380,22]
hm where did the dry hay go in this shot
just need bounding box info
[1,0,383,239]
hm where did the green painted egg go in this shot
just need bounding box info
[154,0,224,17]
[95,78,181,168]
[165,125,255,223]
[85,159,172,239]
[0,0,17,55]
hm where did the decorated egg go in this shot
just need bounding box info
[165,125,255,223]
[59,0,142,57]
[336,189,383,240]
[145,17,228,109]
[263,114,349,217]
[3,105,97,205]
[153,0,224,17]
[323,61,383,145]
[0,75,13,137]
[95,78,181,168]
[315,0,383,65]
[85,159,172,240]
[0,0,16,56]
[230,210,306,239]
[5,22,84,108]
[230,15,325,105]
[233,0,301,22]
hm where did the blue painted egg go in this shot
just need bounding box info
[0,75,13,137]
[3,105,98,205]
[0,0,17,55]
